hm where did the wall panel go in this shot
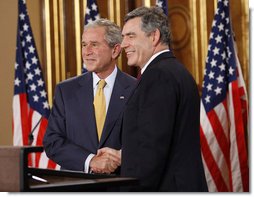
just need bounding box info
[41,0,249,104]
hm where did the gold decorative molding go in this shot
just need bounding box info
[108,0,115,22]
[199,0,208,82]
[108,0,123,70]
[144,0,151,7]
[59,0,66,81]
[44,0,53,107]
[116,0,122,70]
[240,0,249,87]
[53,0,60,84]
[83,0,87,16]
[214,0,217,13]
[116,0,121,26]
[189,0,199,83]
[75,0,82,76]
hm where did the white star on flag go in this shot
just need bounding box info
[13,0,59,170]
[200,0,249,192]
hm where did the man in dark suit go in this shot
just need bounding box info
[120,7,208,191]
[43,19,136,174]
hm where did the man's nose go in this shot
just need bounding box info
[83,45,93,55]
[121,37,128,49]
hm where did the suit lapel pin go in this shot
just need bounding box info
[120,96,125,100]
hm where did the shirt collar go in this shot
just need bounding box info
[93,65,117,89]
[141,49,170,74]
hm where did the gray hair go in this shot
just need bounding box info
[124,6,170,46]
[84,18,122,48]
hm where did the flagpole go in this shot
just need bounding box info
[28,117,42,145]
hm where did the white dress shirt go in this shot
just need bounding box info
[141,49,170,74]
[84,66,117,173]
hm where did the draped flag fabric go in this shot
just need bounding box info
[13,0,58,170]
[83,0,100,73]
[84,0,100,25]
[200,0,249,192]
[156,0,168,15]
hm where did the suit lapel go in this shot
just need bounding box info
[125,51,175,107]
[99,70,127,147]
[77,73,98,148]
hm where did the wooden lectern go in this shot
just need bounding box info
[0,146,138,192]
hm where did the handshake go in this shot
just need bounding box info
[89,147,121,174]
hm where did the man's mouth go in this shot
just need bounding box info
[85,59,96,62]
[125,51,134,57]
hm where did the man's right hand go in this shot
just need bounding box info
[89,148,121,174]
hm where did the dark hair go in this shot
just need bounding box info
[124,6,171,46]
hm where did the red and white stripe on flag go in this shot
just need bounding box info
[200,0,248,192]
[13,0,60,170]
[200,75,249,191]
[13,94,59,170]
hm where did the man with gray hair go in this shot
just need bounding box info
[43,18,136,174]
[120,7,208,191]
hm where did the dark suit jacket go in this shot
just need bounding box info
[121,52,208,192]
[43,68,136,172]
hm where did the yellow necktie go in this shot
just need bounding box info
[94,79,106,141]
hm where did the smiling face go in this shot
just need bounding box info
[121,17,155,69]
[82,26,116,77]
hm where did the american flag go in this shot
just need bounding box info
[200,0,249,192]
[13,0,58,169]
[83,0,100,73]
[156,0,168,15]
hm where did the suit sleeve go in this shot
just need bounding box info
[43,85,91,171]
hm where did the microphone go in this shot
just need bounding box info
[28,116,43,145]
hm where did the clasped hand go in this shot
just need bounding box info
[90,147,121,174]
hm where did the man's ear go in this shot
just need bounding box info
[112,44,122,59]
[152,29,161,46]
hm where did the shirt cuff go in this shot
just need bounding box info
[84,153,95,173]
